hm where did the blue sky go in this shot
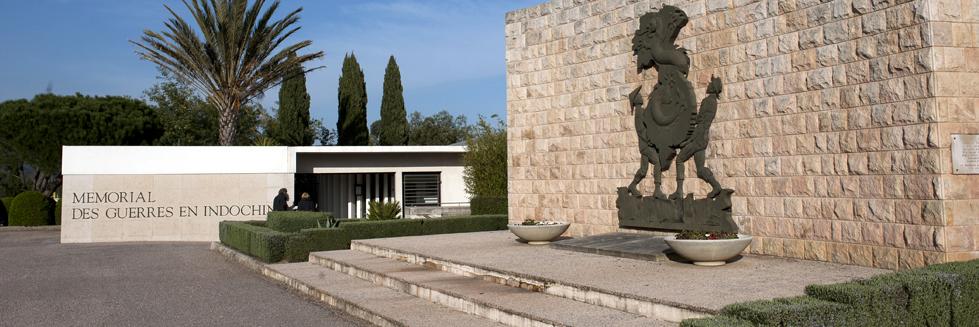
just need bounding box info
[0,0,540,126]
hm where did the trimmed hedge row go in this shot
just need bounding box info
[267,211,330,233]
[218,220,290,263]
[221,215,508,263]
[681,259,979,327]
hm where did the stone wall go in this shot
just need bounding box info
[505,0,979,268]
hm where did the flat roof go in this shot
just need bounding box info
[290,145,466,154]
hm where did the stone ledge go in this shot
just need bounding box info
[0,226,60,232]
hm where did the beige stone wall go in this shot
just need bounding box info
[61,174,292,243]
[506,0,979,268]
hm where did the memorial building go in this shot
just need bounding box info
[60,145,469,243]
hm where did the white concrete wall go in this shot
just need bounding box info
[61,146,294,243]
[61,146,470,243]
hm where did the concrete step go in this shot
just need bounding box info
[309,250,676,327]
[349,237,708,323]
[264,262,505,327]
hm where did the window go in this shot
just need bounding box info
[403,173,440,206]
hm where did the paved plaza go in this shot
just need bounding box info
[0,231,368,327]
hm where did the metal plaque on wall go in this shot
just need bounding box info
[952,134,979,174]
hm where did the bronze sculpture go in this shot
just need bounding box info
[618,6,737,232]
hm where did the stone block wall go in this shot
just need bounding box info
[505,0,979,268]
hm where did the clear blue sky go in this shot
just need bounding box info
[0,0,540,127]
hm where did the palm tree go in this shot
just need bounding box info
[132,0,323,145]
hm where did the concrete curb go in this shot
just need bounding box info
[0,226,60,232]
[350,240,712,322]
[209,242,407,327]
[310,253,562,327]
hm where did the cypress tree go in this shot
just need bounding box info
[337,53,369,145]
[378,56,408,145]
[275,61,314,146]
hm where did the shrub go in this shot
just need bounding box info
[926,260,979,327]
[267,211,330,232]
[9,191,52,226]
[679,316,753,327]
[367,201,401,220]
[285,228,351,262]
[54,198,61,225]
[805,269,958,326]
[219,220,289,263]
[421,215,507,235]
[342,218,423,240]
[249,227,291,263]
[470,196,507,215]
[463,117,507,206]
[721,296,854,326]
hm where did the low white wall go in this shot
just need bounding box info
[61,146,294,243]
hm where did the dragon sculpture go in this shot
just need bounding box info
[617,5,736,232]
[626,5,723,200]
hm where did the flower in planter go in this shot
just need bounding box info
[520,219,563,226]
[675,230,738,240]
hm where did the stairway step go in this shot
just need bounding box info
[265,262,504,327]
[310,250,676,327]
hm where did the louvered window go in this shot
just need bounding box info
[403,173,440,206]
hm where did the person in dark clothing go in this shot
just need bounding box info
[273,188,290,211]
[296,192,317,212]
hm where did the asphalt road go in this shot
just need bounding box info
[0,231,369,327]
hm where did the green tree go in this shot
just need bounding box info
[312,118,337,145]
[463,116,508,212]
[378,56,408,145]
[274,60,314,146]
[0,94,164,196]
[337,53,369,145]
[369,119,382,145]
[408,110,470,145]
[132,0,323,145]
[144,71,267,146]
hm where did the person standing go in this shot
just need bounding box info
[296,192,317,212]
[273,188,290,211]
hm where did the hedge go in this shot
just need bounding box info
[340,219,425,240]
[9,191,52,226]
[421,215,507,235]
[267,211,330,233]
[926,260,979,326]
[720,296,855,326]
[285,228,351,262]
[679,316,753,327]
[471,196,507,215]
[221,215,509,263]
[681,258,979,327]
[219,221,290,263]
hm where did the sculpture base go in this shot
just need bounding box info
[616,187,738,232]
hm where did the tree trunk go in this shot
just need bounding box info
[218,104,240,146]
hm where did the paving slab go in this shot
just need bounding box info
[550,232,671,261]
[353,231,889,313]
[267,262,505,327]
[313,250,677,327]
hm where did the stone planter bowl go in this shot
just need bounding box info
[664,234,753,266]
[507,222,570,245]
